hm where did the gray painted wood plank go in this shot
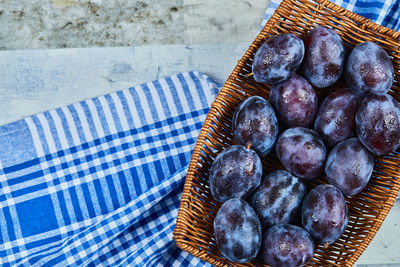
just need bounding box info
[0,43,248,125]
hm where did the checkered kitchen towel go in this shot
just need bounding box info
[1,1,400,266]
[0,71,220,266]
[261,0,400,30]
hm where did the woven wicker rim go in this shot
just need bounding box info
[174,0,400,266]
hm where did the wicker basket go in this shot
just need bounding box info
[173,0,400,266]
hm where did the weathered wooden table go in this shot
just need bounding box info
[0,44,398,266]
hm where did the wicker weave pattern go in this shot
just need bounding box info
[173,0,400,266]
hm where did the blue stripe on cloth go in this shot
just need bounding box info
[0,71,219,266]
[383,1,400,29]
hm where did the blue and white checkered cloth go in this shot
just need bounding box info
[262,0,400,30]
[0,71,220,266]
[1,1,400,266]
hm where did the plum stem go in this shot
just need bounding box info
[246,142,252,150]
[245,72,253,78]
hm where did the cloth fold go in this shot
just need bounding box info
[1,1,400,266]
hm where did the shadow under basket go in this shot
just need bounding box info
[173,0,400,266]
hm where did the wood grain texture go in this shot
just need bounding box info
[0,43,248,125]
[0,0,184,49]
[0,0,269,50]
